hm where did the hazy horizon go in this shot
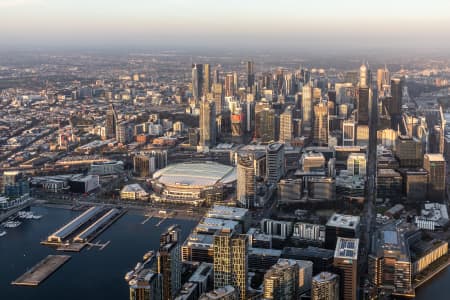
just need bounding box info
[1,0,450,54]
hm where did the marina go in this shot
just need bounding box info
[11,255,71,287]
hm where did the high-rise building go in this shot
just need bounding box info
[203,63,211,95]
[225,73,235,97]
[213,229,248,300]
[325,214,360,250]
[263,259,299,300]
[347,153,366,177]
[199,99,217,147]
[266,143,285,185]
[237,153,256,208]
[302,84,313,129]
[395,136,423,168]
[246,61,255,90]
[313,101,328,146]
[423,154,446,201]
[105,103,118,139]
[311,272,339,300]
[359,62,370,88]
[133,151,168,177]
[342,119,356,146]
[211,83,224,115]
[357,87,370,125]
[279,106,293,143]
[158,225,182,300]
[333,237,359,300]
[390,77,403,130]
[192,64,204,102]
[376,65,390,93]
[255,107,277,142]
[129,269,161,300]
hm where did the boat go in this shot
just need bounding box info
[143,251,154,261]
[32,214,43,220]
[134,262,142,271]
[124,271,134,281]
[0,231,6,237]
[3,221,21,228]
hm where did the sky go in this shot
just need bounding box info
[1,0,450,52]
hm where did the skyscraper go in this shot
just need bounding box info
[333,237,359,300]
[266,143,285,185]
[255,106,276,142]
[105,103,118,139]
[376,65,390,93]
[213,229,248,300]
[279,106,293,143]
[313,101,328,146]
[203,63,211,95]
[237,153,256,208]
[423,153,446,201]
[302,84,313,129]
[246,61,255,90]
[357,87,370,125]
[359,62,369,88]
[342,119,356,146]
[311,272,339,300]
[263,259,299,300]
[129,269,161,300]
[199,99,216,147]
[211,83,224,115]
[390,77,403,130]
[192,64,204,102]
[224,73,235,97]
[157,225,181,300]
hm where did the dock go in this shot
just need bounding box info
[141,214,153,225]
[12,255,71,287]
[155,217,167,227]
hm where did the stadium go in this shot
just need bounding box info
[151,161,237,206]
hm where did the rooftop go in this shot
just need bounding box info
[326,213,360,230]
[334,237,359,260]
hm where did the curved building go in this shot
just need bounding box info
[151,162,236,205]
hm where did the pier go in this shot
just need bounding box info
[141,214,153,225]
[155,217,167,227]
[12,255,71,287]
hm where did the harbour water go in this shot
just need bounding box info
[0,206,196,300]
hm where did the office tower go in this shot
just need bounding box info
[263,259,299,300]
[376,65,390,92]
[302,84,313,129]
[357,87,370,125]
[246,61,255,89]
[311,272,339,300]
[224,73,234,97]
[192,64,204,102]
[233,72,238,92]
[359,62,369,88]
[213,230,248,300]
[237,153,256,208]
[277,179,302,205]
[325,213,360,250]
[105,103,118,139]
[403,169,428,202]
[231,107,244,143]
[213,66,220,85]
[282,247,334,275]
[266,143,285,185]
[129,269,161,300]
[395,136,423,168]
[301,152,326,172]
[313,101,328,146]
[244,99,255,133]
[199,286,238,300]
[347,153,366,177]
[342,119,356,146]
[116,121,134,144]
[279,106,293,143]
[211,83,224,115]
[133,151,168,177]
[333,237,359,300]
[158,225,181,300]
[203,64,211,95]
[255,107,277,142]
[356,125,369,146]
[423,154,446,201]
[390,77,403,129]
[199,99,216,147]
